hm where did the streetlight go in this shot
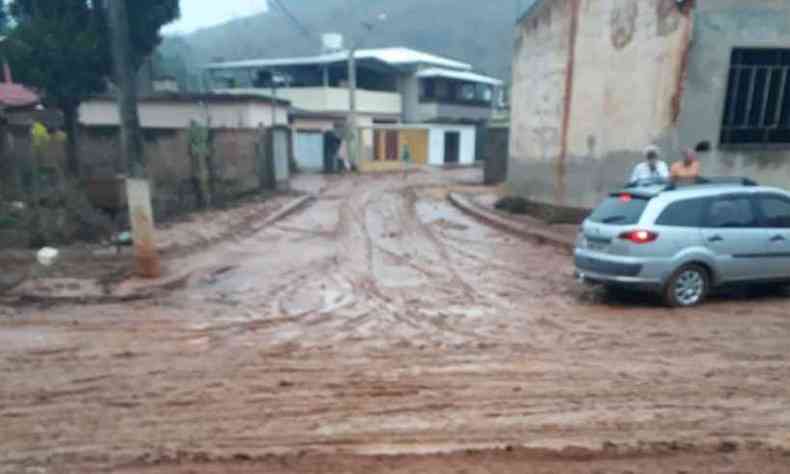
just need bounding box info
[346,13,388,168]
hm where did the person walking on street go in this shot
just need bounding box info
[671,147,701,185]
[629,145,669,186]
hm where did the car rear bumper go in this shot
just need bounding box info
[574,249,664,290]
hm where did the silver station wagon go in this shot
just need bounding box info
[575,179,790,307]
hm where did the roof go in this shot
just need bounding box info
[205,47,472,72]
[416,67,503,86]
[87,92,290,107]
[0,83,40,109]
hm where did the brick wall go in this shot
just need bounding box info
[2,124,268,220]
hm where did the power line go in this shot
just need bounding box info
[269,0,314,39]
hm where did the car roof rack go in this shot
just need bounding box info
[663,177,759,191]
[620,177,759,197]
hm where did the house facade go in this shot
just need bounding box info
[204,47,502,125]
[205,47,502,170]
[509,0,790,210]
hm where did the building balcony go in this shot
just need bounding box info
[416,102,493,123]
[216,87,402,117]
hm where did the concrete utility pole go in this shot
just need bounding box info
[346,48,358,167]
[345,12,387,169]
[108,0,161,279]
[107,0,145,178]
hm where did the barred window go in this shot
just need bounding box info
[720,48,790,147]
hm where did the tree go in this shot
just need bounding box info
[0,5,9,34]
[3,1,109,178]
[2,0,179,178]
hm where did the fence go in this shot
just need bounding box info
[0,122,291,248]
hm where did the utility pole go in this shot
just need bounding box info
[346,47,357,167]
[271,70,278,128]
[107,0,145,178]
[108,0,161,279]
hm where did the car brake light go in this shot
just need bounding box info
[619,230,658,244]
[619,194,632,203]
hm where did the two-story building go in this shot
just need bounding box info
[204,47,503,170]
[509,0,790,212]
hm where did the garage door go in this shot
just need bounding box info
[295,131,325,171]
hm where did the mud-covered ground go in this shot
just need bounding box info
[2,169,790,473]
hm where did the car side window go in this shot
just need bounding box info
[706,195,757,228]
[655,198,708,227]
[758,195,790,228]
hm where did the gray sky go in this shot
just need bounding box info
[164,0,268,35]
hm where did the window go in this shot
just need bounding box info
[757,194,790,228]
[720,48,790,146]
[420,79,435,100]
[460,83,476,101]
[478,84,493,103]
[588,196,649,225]
[706,195,757,228]
[435,79,450,99]
[655,198,709,227]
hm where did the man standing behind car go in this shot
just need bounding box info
[671,147,702,185]
[630,145,669,186]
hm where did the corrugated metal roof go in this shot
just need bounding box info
[416,67,503,86]
[205,47,472,72]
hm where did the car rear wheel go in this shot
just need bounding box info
[664,264,710,308]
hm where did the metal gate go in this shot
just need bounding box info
[294,131,324,171]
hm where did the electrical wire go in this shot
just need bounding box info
[269,0,314,39]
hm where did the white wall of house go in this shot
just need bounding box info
[218,87,402,116]
[428,125,476,165]
[79,99,289,129]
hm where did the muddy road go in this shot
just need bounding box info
[2,169,790,473]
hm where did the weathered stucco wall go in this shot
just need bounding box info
[509,0,693,209]
[676,0,790,190]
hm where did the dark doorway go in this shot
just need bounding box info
[385,130,399,161]
[444,131,460,164]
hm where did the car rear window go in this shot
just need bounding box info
[655,198,709,227]
[588,195,649,225]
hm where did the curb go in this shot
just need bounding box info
[248,194,316,233]
[8,195,317,305]
[448,192,575,254]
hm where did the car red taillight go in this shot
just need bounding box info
[618,230,659,244]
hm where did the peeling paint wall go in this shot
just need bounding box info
[676,0,790,190]
[509,0,693,209]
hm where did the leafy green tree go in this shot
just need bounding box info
[4,1,109,177]
[2,0,179,178]
[0,5,8,34]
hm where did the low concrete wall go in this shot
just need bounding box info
[74,127,265,218]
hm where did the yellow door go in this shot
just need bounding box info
[398,129,429,164]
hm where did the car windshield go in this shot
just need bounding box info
[588,195,649,225]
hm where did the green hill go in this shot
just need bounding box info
[159,0,533,89]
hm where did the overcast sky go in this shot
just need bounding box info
[164,0,268,35]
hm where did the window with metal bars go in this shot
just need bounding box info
[720,48,790,147]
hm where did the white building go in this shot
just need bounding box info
[79,93,290,129]
[205,47,502,169]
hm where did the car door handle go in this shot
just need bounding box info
[708,235,724,243]
[770,235,787,243]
